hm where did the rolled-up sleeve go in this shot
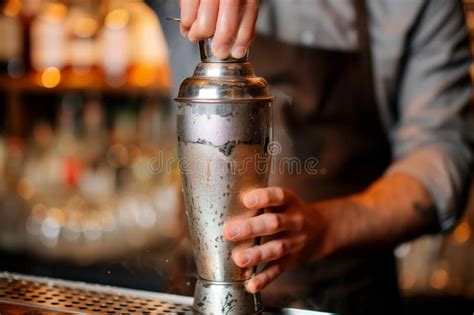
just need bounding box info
[385,0,473,231]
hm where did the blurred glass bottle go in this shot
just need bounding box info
[0,135,6,195]
[0,136,26,251]
[23,120,55,195]
[82,95,107,161]
[0,0,24,78]
[127,0,170,87]
[65,0,102,86]
[54,94,82,190]
[19,0,42,74]
[78,96,115,201]
[30,0,68,88]
[99,0,130,86]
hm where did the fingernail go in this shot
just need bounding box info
[239,254,250,266]
[246,280,258,293]
[244,194,258,207]
[215,45,230,58]
[231,45,247,58]
[188,35,198,43]
[227,225,240,239]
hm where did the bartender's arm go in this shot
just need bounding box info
[180,0,473,293]
[224,174,436,293]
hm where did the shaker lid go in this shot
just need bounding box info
[175,38,273,103]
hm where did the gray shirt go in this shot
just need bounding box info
[153,0,473,231]
[256,0,473,231]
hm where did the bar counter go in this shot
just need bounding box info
[0,272,332,314]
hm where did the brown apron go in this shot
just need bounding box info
[250,1,400,314]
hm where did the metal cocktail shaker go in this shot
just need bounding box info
[175,39,273,314]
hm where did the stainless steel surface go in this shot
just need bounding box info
[175,41,272,103]
[0,272,335,314]
[166,17,182,22]
[0,272,193,314]
[175,61,273,103]
[193,279,261,314]
[198,38,249,63]
[178,101,271,283]
[176,36,272,314]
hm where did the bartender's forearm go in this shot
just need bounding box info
[225,174,439,290]
[315,173,438,258]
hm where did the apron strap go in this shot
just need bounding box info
[355,0,371,52]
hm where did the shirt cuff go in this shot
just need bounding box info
[385,144,471,232]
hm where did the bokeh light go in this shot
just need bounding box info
[41,67,61,88]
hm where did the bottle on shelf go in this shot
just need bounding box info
[99,0,130,87]
[127,0,170,87]
[78,96,115,201]
[18,0,42,75]
[65,0,102,87]
[54,94,82,190]
[30,0,68,88]
[0,0,25,78]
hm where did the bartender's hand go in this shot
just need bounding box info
[224,187,335,293]
[178,0,259,58]
[224,174,438,293]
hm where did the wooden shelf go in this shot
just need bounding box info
[0,70,172,136]
[0,72,171,97]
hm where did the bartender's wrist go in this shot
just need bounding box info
[315,173,439,259]
[308,196,375,261]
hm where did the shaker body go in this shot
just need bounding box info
[177,101,272,282]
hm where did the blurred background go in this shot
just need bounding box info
[0,0,473,314]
